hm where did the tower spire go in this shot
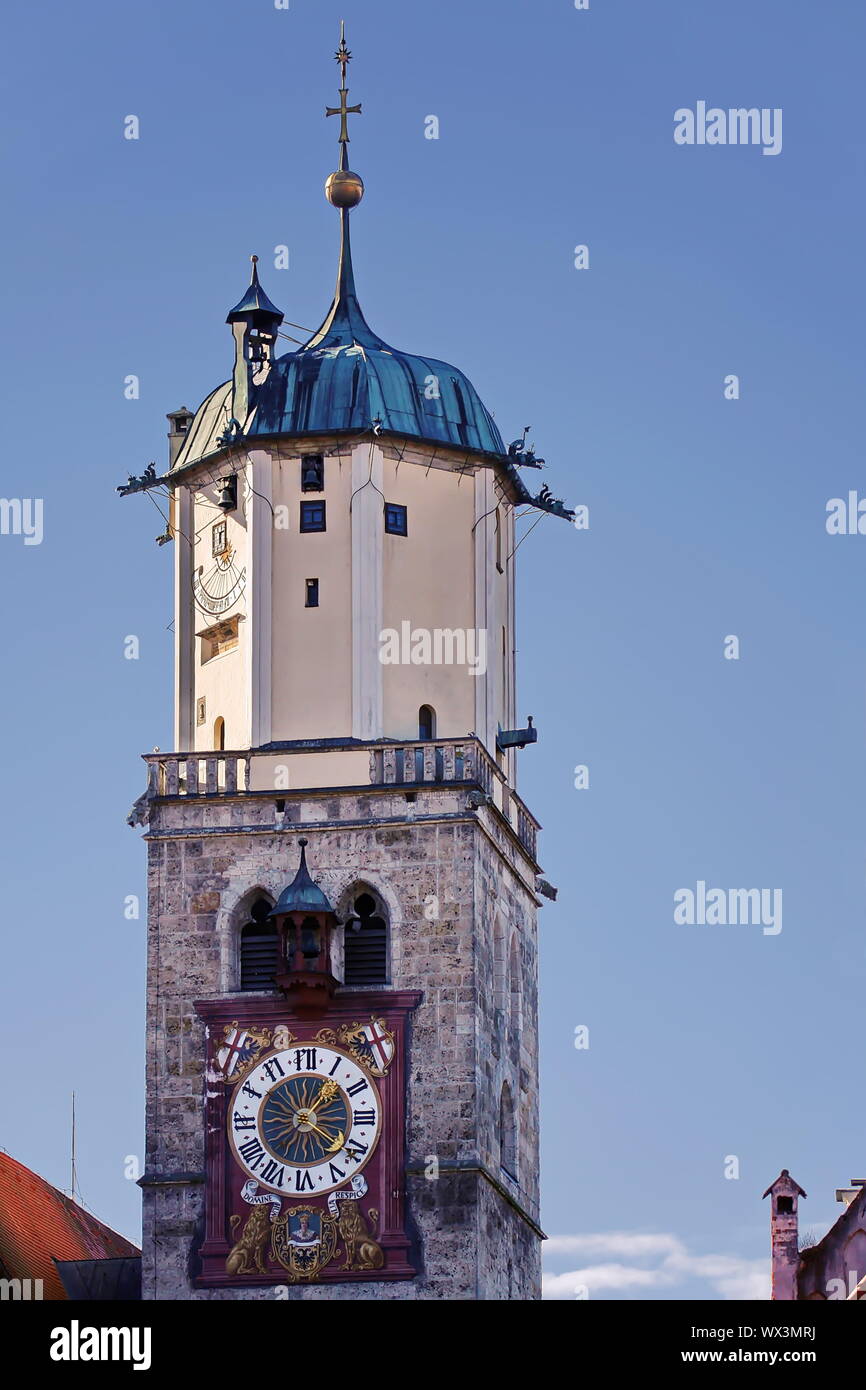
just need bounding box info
[324,21,364,211]
[309,23,376,350]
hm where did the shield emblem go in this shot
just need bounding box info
[271,1206,338,1281]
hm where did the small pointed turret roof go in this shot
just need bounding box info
[226,256,284,328]
[270,839,334,917]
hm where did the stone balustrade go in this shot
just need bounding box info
[142,736,538,860]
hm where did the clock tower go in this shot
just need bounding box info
[128,25,571,1300]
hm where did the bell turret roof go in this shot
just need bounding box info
[269,840,334,917]
[226,257,284,329]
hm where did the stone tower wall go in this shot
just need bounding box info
[141,781,541,1300]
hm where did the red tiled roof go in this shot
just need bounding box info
[0,1150,139,1300]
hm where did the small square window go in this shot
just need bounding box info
[305,578,319,608]
[300,501,326,533]
[212,520,227,557]
[301,455,325,492]
[385,503,408,536]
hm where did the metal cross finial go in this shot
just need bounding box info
[326,20,361,144]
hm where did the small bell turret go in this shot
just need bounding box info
[225,255,284,427]
[269,839,338,1015]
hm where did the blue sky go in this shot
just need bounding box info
[1,0,863,1299]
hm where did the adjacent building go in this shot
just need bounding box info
[0,1151,139,1301]
[765,1169,866,1300]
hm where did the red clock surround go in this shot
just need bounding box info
[195,991,421,1288]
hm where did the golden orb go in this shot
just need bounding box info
[325,169,365,208]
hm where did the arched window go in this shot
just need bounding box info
[239,897,278,990]
[418,705,436,741]
[214,716,225,751]
[344,891,388,986]
[499,1082,517,1179]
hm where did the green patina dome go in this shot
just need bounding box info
[270,839,334,917]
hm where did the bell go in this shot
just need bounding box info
[301,917,321,964]
[217,476,237,513]
[301,456,323,491]
[249,332,272,365]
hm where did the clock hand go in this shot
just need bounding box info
[309,1079,340,1110]
[281,1079,339,1123]
[277,1079,346,1152]
[302,1118,346,1153]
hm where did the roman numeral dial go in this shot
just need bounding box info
[228,1044,382,1195]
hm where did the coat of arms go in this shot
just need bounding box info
[271,1206,339,1280]
[213,1022,296,1082]
[315,1017,395,1076]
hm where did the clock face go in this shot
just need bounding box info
[228,1045,382,1197]
[193,542,247,616]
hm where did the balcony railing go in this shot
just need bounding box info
[142,736,539,860]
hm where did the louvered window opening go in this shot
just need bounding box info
[240,900,278,990]
[344,895,388,986]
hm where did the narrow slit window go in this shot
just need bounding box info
[305,578,319,608]
[499,1082,517,1180]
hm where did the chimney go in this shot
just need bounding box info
[166,406,194,467]
[763,1169,806,1300]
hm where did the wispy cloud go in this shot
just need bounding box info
[543,1232,768,1301]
